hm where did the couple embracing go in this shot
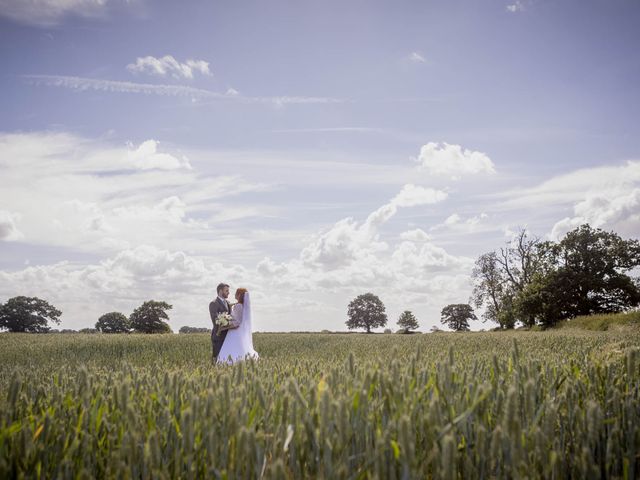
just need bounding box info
[209,283,260,364]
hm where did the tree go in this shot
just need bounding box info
[79,328,99,334]
[397,310,419,331]
[96,312,131,333]
[346,293,387,333]
[179,326,211,334]
[441,304,476,332]
[522,225,640,326]
[130,300,173,334]
[472,228,552,328]
[0,296,62,332]
[471,252,513,328]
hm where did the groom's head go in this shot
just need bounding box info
[217,283,230,299]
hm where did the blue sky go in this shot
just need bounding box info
[1,0,639,331]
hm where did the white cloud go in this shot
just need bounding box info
[392,183,447,207]
[400,228,432,242]
[127,55,212,79]
[432,212,489,232]
[24,75,343,106]
[126,140,192,170]
[497,160,640,210]
[550,188,640,240]
[506,1,525,13]
[256,184,468,305]
[0,132,268,255]
[0,210,23,241]
[391,241,470,271]
[366,184,448,228]
[407,52,426,63]
[0,0,129,27]
[416,142,496,180]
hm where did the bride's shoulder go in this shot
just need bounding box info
[232,302,244,311]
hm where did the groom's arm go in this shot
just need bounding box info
[208,301,217,325]
[209,301,223,333]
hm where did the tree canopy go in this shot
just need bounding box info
[96,312,131,333]
[346,293,387,333]
[441,304,476,331]
[397,310,419,331]
[129,301,173,334]
[0,296,62,333]
[472,224,640,328]
[179,326,211,334]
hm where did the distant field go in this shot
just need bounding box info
[1,327,639,478]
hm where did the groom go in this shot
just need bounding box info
[210,283,232,363]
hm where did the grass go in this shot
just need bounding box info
[0,328,639,478]
[556,310,640,331]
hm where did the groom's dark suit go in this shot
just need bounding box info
[209,297,231,363]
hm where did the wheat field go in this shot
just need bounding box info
[1,329,639,479]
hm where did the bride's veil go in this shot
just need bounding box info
[239,291,257,357]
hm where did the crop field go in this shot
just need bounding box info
[1,329,639,479]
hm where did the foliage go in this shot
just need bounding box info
[528,225,640,326]
[179,326,211,334]
[471,229,549,329]
[397,310,419,331]
[472,224,640,328]
[440,304,476,331]
[96,312,131,334]
[0,296,61,333]
[0,329,639,478]
[79,328,99,334]
[346,293,387,333]
[129,300,173,334]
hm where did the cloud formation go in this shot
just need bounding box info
[24,75,343,106]
[432,212,489,232]
[0,0,130,27]
[550,189,640,240]
[506,1,527,13]
[126,139,192,170]
[0,131,266,256]
[127,55,212,79]
[417,142,496,180]
[0,210,23,241]
[407,52,426,63]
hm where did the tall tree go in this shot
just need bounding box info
[397,310,419,331]
[472,228,551,328]
[523,225,640,326]
[471,252,512,328]
[346,293,387,333]
[96,312,131,333]
[0,296,61,333]
[441,304,476,332]
[130,301,173,334]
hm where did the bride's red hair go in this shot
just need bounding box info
[235,288,248,304]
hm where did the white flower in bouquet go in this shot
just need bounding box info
[215,312,233,335]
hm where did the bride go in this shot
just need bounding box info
[217,288,259,364]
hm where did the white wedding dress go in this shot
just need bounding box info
[217,291,259,364]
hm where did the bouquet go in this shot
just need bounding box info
[215,312,233,335]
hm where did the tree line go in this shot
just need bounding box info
[345,292,475,333]
[0,298,174,334]
[346,224,639,332]
[471,224,640,329]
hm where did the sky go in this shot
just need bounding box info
[0,0,639,332]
